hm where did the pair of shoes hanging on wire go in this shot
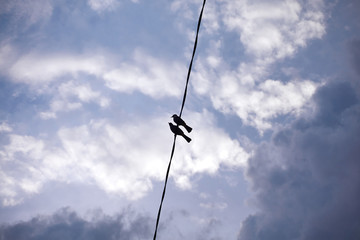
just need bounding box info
[168,114,192,143]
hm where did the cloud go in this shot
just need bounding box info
[103,50,186,98]
[88,0,117,12]
[0,207,152,240]
[0,134,48,206]
[0,123,12,133]
[171,110,250,188]
[7,52,107,84]
[0,206,226,240]
[0,110,249,206]
[221,0,325,60]
[0,0,53,30]
[87,0,139,12]
[0,46,188,119]
[1,0,328,133]
[40,81,110,119]
[348,39,360,76]
[173,0,327,132]
[213,76,318,131]
[1,0,328,134]
[238,81,360,239]
[1,47,186,99]
[193,53,319,131]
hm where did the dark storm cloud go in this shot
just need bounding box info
[0,207,152,240]
[238,80,360,240]
[312,82,357,126]
[348,39,360,76]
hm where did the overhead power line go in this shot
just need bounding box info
[152,1,207,239]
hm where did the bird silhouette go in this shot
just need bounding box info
[171,114,192,133]
[168,122,191,143]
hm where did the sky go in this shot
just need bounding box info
[0,0,359,239]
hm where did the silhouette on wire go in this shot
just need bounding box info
[171,114,192,133]
[153,0,206,239]
[168,122,192,143]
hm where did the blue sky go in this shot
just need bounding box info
[0,0,360,239]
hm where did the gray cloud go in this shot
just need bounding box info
[0,207,152,240]
[349,39,360,76]
[312,81,357,127]
[238,80,360,240]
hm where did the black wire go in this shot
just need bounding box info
[153,0,206,239]
[152,135,176,240]
[179,0,207,118]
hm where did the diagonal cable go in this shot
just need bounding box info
[153,1,206,239]
[152,135,176,240]
[179,0,207,118]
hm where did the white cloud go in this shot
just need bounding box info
[103,50,186,98]
[222,0,325,60]
[193,55,319,131]
[1,0,328,133]
[87,0,119,12]
[0,47,190,119]
[224,79,318,131]
[188,0,327,132]
[0,135,48,206]
[170,0,196,20]
[0,43,15,71]
[39,81,110,119]
[0,111,250,206]
[87,0,140,13]
[168,0,326,132]
[2,48,186,100]
[0,122,12,133]
[169,112,250,190]
[202,0,221,34]
[8,53,107,84]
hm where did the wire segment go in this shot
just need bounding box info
[152,1,206,239]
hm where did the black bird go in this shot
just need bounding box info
[171,114,192,133]
[168,123,192,143]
